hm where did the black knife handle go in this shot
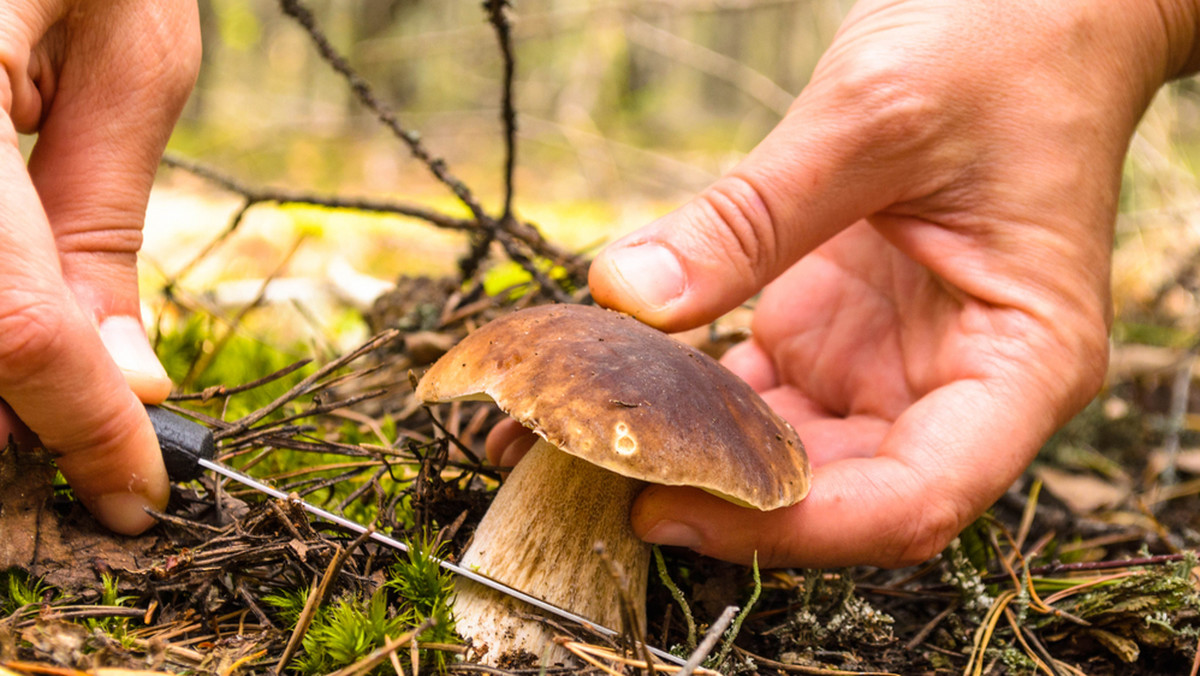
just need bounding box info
[146,405,215,482]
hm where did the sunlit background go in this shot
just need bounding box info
[144,0,1200,354]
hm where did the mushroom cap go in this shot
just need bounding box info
[416,304,810,510]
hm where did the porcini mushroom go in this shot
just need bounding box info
[416,304,810,665]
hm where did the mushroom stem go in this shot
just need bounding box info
[454,438,649,665]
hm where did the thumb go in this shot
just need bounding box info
[588,72,948,332]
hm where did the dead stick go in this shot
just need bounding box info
[162,153,476,233]
[274,528,374,674]
[677,605,738,676]
[904,600,959,651]
[216,330,399,440]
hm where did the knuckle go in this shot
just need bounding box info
[55,223,144,256]
[119,4,202,103]
[0,292,68,383]
[823,52,947,156]
[693,175,780,278]
[885,501,966,568]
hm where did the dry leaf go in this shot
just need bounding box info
[0,444,160,592]
[1035,466,1128,514]
[1088,628,1140,663]
[1146,447,1200,476]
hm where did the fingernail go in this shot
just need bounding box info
[606,243,686,310]
[92,492,158,535]
[642,520,703,549]
[99,316,172,402]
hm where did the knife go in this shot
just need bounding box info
[145,405,686,667]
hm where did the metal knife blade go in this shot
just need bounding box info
[149,406,685,667]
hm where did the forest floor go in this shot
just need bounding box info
[3,251,1200,675]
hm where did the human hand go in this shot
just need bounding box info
[582,0,1200,568]
[0,1,199,533]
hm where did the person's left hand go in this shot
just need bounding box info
[0,0,200,534]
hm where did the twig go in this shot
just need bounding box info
[145,507,229,534]
[595,542,657,675]
[275,0,586,296]
[274,528,375,674]
[162,152,587,290]
[963,589,1017,676]
[278,0,487,221]
[558,641,713,675]
[903,600,958,651]
[224,389,390,447]
[168,357,313,403]
[215,330,400,440]
[975,550,1199,582]
[733,647,902,676]
[485,0,518,221]
[1005,609,1063,676]
[162,153,476,233]
[1013,478,1042,555]
[677,606,738,676]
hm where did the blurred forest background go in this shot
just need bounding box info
[146,0,1200,352]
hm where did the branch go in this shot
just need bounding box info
[275,0,589,292]
[278,0,489,223]
[162,153,476,232]
[485,0,519,221]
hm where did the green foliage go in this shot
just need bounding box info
[263,587,311,629]
[1040,567,1200,633]
[1,570,57,615]
[1020,563,1200,664]
[154,312,310,420]
[85,573,137,641]
[294,590,406,676]
[211,0,262,51]
[481,259,573,299]
[956,520,993,574]
[386,535,459,671]
[263,536,458,675]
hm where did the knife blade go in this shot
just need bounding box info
[146,405,685,667]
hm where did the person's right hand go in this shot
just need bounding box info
[583,0,1200,568]
[488,0,1200,568]
[0,0,199,534]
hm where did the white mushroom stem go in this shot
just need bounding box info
[454,438,649,666]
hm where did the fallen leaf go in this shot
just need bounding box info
[1146,447,1200,476]
[1088,628,1140,663]
[0,444,160,592]
[1035,466,1128,514]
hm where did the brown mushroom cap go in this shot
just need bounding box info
[417,303,810,510]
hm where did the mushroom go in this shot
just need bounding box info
[416,304,810,665]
